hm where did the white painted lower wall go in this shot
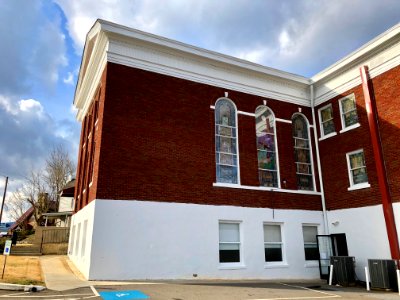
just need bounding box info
[326,204,392,281]
[69,199,325,280]
[68,201,96,279]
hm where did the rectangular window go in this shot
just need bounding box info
[69,225,76,255]
[346,149,369,189]
[302,225,319,261]
[339,94,359,130]
[219,222,241,263]
[264,224,283,262]
[75,222,81,256]
[318,104,335,138]
[81,220,88,257]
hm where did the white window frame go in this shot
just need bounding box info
[302,224,320,267]
[318,103,337,140]
[339,94,360,133]
[218,221,244,269]
[263,223,287,268]
[346,149,370,191]
[215,98,241,185]
[255,106,281,188]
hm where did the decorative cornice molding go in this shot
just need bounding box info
[73,20,400,120]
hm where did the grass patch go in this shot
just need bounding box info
[0,256,44,286]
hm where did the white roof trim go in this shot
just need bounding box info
[73,20,400,120]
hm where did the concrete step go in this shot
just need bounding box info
[11,244,42,256]
[11,252,42,256]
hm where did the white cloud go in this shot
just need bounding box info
[0,95,79,181]
[0,0,67,95]
[56,0,400,77]
[63,72,74,85]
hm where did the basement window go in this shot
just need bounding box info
[302,225,319,261]
[264,224,284,262]
[219,222,241,264]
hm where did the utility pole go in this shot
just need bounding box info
[0,176,9,224]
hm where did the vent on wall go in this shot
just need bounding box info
[368,259,398,291]
[330,256,356,287]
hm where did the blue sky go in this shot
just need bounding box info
[0,0,399,218]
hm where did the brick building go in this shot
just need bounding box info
[68,20,400,280]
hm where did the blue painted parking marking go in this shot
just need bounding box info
[99,290,149,300]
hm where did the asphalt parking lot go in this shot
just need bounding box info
[0,280,398,300]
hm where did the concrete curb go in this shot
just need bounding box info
[0,282,46,291]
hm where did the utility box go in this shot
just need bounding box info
[368,259,398,291]
[330,256,356,287]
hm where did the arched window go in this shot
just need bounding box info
[215,98,238,184]
[292,114,313,190]
[255,106,278,187]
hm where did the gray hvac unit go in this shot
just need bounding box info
[368,259,398,291]
[330,256,356,287]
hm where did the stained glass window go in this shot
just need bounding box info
[347,150,368,186]
[215,99,238,184]
[255,106,278,187]
[319,104,335,137]
[340,94,359,129]
[293,115,313,190]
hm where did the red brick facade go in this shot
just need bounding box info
[74,62,400,214]
[315,64,400,210]
[75,62,323,212]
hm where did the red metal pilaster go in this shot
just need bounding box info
[360,65,400,264]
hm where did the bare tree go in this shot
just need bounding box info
[43,145,75,209]
[5,145,76,226]
[5,188,31,223]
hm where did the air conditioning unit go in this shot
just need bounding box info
[368,259,398,291]
[330,256,356,287]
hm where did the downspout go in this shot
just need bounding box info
[360,66,400,264]
[310,84,329,235]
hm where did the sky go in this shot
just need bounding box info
[0,0,399,220]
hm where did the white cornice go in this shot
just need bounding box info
[73,20,400,120]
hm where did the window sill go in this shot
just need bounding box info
[319,132,337,141]
[348,182,370,191]
[340,123,360,134]
[304,261,319,268]
[264,262,289,269]
[218,263,246,270]
[213,183,321,196]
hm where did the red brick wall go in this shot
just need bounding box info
[371,65,400,204]
[74,66,107,212]
[316,64,400,210]
[315,85,381,210]
[82,62,323,211]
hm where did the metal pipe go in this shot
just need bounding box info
[310,85,329,234]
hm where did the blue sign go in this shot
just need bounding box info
[99,290,149,300]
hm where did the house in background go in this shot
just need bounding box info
[68,20,400,280]
[42,179,75,227]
